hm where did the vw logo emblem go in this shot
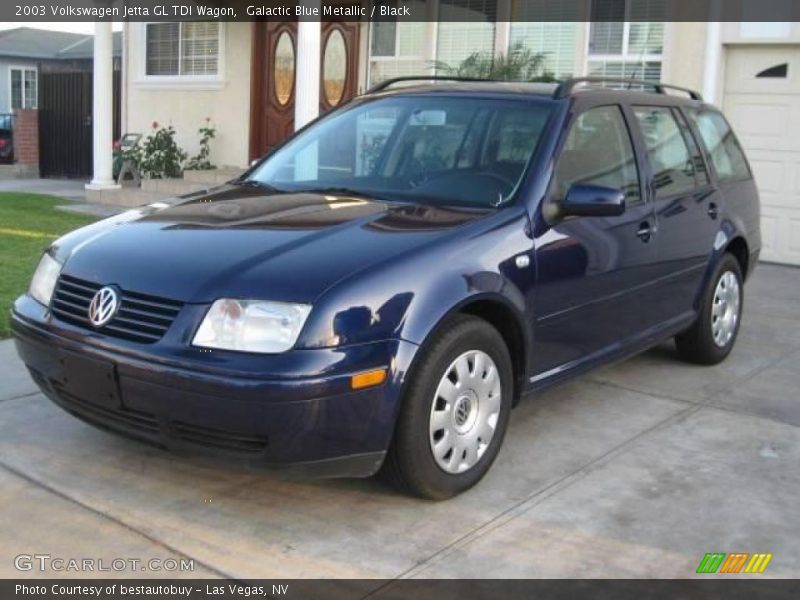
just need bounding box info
[87,286,120,327]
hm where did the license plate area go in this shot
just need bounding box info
[56,350,121,409]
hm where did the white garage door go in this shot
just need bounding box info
[723,45,800,265]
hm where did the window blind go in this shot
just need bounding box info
[146,22,219,77]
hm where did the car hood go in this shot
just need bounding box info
[57,184,489,303]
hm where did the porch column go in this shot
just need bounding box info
[702,0,723,104]
[294,1,321,130]
[702,21,723,104]
[86,21,118,190]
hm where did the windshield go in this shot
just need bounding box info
[247,96,554,208]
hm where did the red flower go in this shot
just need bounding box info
[152,121,159,129]
[112,141,121,150]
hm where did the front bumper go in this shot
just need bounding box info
[11,295,418,478]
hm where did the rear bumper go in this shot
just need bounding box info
[11,296,418,478]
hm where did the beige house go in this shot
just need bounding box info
[82,8,800,265]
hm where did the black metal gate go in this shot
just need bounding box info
[38,69,120,178]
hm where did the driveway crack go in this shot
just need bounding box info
[0,391,41,404]
[365,403,701,593]
[0,461,234,580]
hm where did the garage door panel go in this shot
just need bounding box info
[759,214,779,258]
[759,207,800,264]
[724,46,800,95]
[724,45,800,265]
[789,221,800,254]
[747,157,784,195]
[746,151,800,207]
[727,101,790,138]
[726,97,800,153]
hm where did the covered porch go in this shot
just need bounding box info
[86,5,340,196]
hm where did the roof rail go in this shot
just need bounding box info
[365,76,499,95]
[554,77,703,101]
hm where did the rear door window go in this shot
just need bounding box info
[674,109,710,188]
[633,106,702,199]
[686,108,751,183]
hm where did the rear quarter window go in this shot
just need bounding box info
[686,108,751,183]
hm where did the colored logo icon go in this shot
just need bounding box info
[696,552,773,574]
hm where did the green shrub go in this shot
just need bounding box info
[186,119,217,171]
[432,42,557,82]
[127,122,187,179]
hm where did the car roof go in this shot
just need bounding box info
[372,81,560,99]
[366,78,705,108]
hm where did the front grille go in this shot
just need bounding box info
[51,274,183,343]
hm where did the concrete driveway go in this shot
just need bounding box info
[1,263,798,580]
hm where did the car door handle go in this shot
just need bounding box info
[636,222,653,243]
[708,202,719,220]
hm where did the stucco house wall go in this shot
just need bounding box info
[660,22,707,93]
[123,22,252,169]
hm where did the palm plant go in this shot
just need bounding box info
[432,42,557,82]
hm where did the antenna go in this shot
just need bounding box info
[626,21,653,90]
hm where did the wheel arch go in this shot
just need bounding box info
[725,235,750,280]
[405,293,531,408]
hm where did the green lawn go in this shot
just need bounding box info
[0,193,97,338]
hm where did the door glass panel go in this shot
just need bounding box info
[274,31,295,106]
[551,106,641,205]
[686,108,751,182]
[323,30,347,106]
[633,106,697,198]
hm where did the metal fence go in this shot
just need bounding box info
[38,70,121,178]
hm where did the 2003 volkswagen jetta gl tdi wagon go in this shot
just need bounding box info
[12,78,760,499]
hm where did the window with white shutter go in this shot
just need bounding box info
[146,22,220,77]
[587,0,664,82]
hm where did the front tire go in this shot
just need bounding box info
[675,253,743,365]
[382,315,513,500]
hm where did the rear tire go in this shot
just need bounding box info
[382,315,513,500]
[675,253,743,365]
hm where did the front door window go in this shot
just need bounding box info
[551,105,641,205]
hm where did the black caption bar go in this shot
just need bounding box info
[6,0,800,22]
[4,579,800,600]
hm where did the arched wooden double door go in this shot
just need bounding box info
[249,19,360,161]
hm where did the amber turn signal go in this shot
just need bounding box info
[351,368,387,390]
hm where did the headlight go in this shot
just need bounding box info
[193,299,312,353]
[29,253,62,307]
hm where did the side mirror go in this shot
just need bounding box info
[559,184,626,218]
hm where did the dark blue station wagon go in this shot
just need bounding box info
[12,78,760,499]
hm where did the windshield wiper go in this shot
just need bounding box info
[298,186,390,202]
[235,179,280,193]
